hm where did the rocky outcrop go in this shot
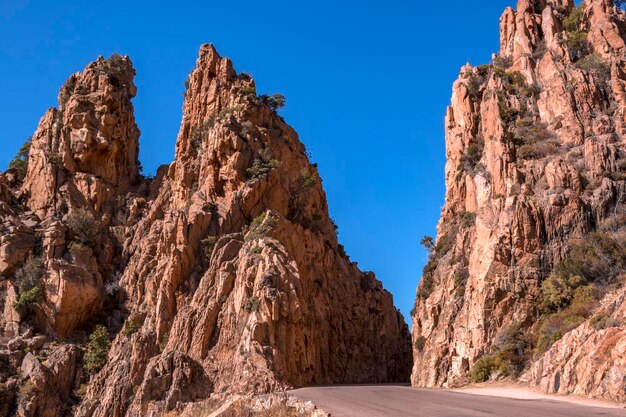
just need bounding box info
[412,0,626,402]
[76,44,411,417]
[23,54,140,219]
[525,288,626,401]
[1,44,411,416]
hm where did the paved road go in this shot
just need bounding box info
[289,385,626,417]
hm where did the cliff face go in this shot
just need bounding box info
[412,0,626,402]
[0,45,411,417]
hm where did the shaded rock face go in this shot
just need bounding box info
[1,45,411,416]
[412,0,626,402]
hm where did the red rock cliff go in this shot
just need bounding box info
[0,45,411,417]
[412,0,626,402]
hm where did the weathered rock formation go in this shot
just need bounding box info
[412,0,626,402]
[0,45,411,417]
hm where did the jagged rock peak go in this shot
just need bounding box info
[499,0,626,62]
[22,53,140,219]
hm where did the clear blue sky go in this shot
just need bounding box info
[0,0,514,324]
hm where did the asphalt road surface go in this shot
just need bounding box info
[289,385,626,417]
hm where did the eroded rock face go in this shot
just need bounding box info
[1,45,411,416]
[77,44,411,417]
[525,289,626,401]
[23,54,140,219]
[412,0,626,401]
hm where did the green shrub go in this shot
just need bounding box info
[8,138,32,182]
[66,209,97,244]
[459,211,477,228]
[217,107,237,120]
[420,235,435,254]
[497,94,520,127]
[246,150,280,181]
[563,4,584,33]
[188,119,214,152]
[517,144,535,160]
[435,231,455,256]
[13,256,45,318]
[471,356,495,383]
[454,268,469,298]
[566,33,589,60]
[84,325,111,374]
[493,55,513,69]
[123,319,139,336]
[466,73,485,100]
[417,248,440,297]
[18,380,38,400]
[470,323,532,382]
[239,86,256,98]
[492,323,532,376]
[575,53,610,81]
[67,241,90,258]
[514,118,557,160]
[259,93,286,112]
[246,212,277,241]
[460,138,485,175]
[299,168,318,189]
[536,285,600,354]
[538,273,584,314]
[76,383,89,400]
[14,256,45,293]
[590,313,623,330]
[563,4,589,60]
[14,285,44,318]
[414,335,427,352]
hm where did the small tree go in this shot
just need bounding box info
[13,256,45,318]
[8,137,32,182]
[84,325,111,374]
[420,236,435,254]
[259,93,286,112]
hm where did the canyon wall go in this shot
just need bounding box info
[412,0,626,402]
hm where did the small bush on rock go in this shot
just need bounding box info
[590,313,623,330]
[246,212,277,241]
[246,150,280,181]
[13,256,45,318]
[460,138,485,175]
[123,319,139,336]
[563,4,589,60]
[414,335,427,352]
[84,325,111,374]
[299,168,318,189]
[14,286,44,318]
[471,356,495,383]
[66,209,97,244]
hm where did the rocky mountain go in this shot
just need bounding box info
[0,45,411,417]
[412,0,626,402]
